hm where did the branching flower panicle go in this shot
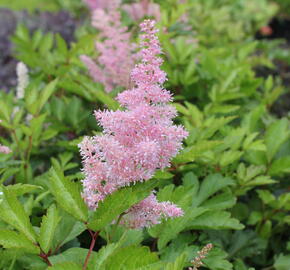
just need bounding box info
[189,244,213,270]
[83,0,112,10]
[79,19,188,228]
[81,0,135,92]
[123,0,161,21]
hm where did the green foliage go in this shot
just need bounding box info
[39,204,61,253]
[49,166,88,222]
[0,230,39,254]
[100,246,159,269]
[88,179,158,231]
[0,0,289,269]
[274,254,290,270]
[0,187,37,243]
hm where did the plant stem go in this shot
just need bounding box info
[39,252,52,266]
[83,230,100,270]
[111,213,125,241]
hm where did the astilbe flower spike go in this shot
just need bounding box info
[123,0,161,21]
[16,62,29,99]
[83,0,111,10]
[188,243,213,270]
[80,0,135,93]
[79,19,188,228]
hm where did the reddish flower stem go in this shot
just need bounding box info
[82,230,100,270]
[39,252,52,266]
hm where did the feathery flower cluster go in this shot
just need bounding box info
[123,0,161,21]
[189,244,213,270]
[81,0,135,93]
[0,121,11,154]
[79,20,188,228]
[83,0,111,10]
[16,62,29,99]
[120,193,183,228]
[0,145,11,154]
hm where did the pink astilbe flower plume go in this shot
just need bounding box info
[120,193,184,228]
[81,0,136,93]
[83,0,112,11]
[79,20,188,228]
[123,0,161,21]
[0,145,11,154]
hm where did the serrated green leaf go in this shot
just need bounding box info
[174,141,222,163]
[102,246,159,270]
[191,174,235,207]
[265,118,289,162]
[94,243,119,270]
[37,79,58,113]
[49,166,88,222]
[189,211,244,230]
[49,247,97,270]
[204,248,233,270]
[219,151,243,167]
[47,262,82,270]
[3,184,42,196]
[149,207,207,250]
[39,204,61,253]
[88,180,157,231]
[0,187,37,242]
[164,253,187,270]
[0,230,40,254]
[269,156,290,176]
[52,214,86,251]
[257,190,275,205]
[201,190,236,210]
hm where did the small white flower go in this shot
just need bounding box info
[16,62,29,99]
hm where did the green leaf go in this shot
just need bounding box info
[3,184,43,196]
[52,211,86,251]
[164,253,187,270]
[189,211,244,230]
[101,246,159,270]
[242,105,265,133]
[265,118,289,162]
[201,190,236,210]
[94,243,120,270]
[49,248,97,269]
[204,248,233,270]
[88,179,157,231]
[49,166,88,222]
[227,230,266,259]
[174,141,222,163]
[191,174,235,207]
[269,156,290,176]
[0,187,37,242]
[153,207,208,250]
[37,79,58,113]
[56,34,68,57]
[260,220,272,239]
[0,230,40,254]
[274,254,290,270]
[257,190,275,205]
[219,151,243,167]
[47,262,82,270]
[39,204,61,253]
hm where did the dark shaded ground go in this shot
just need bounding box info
[0,8,77,91]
